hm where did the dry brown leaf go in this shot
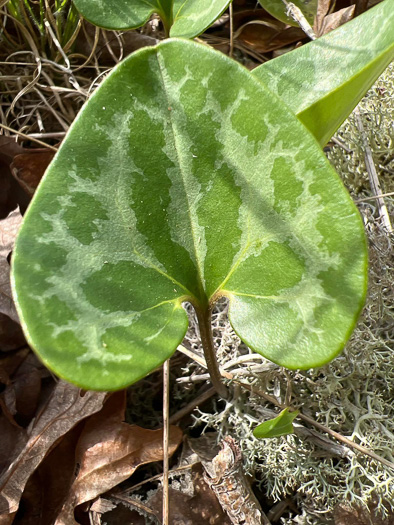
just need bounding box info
[0,381,107,519]
[90,498,117,514]
[0,138,25,163]
[0,512,16,525]
[314,0,331,34]
[0,208,23,325]
[232,8,284,31]
[0,348,30,377]
[1,352,43,426]
[317,5,355,36]
[55,391,183,525]
[9,353,43,425]
[0,366,9,386]
[0,138,30,218]
[354,0,369,16]
[237,24,305,53]
[229,7,306,54]
[13,424,84,525]
[367,0,381,7]
[0,414,26,476]
[11,150,55,196]
[0,315,25,352]
[1,384,17,419]
[148,465,232,525]
[0,350,51,441]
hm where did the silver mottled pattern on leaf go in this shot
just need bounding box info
[12,39,367,391]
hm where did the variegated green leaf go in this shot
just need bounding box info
[253,408,299,439]
[170,0,231,38]
[252,0,394,146]
[71,0,231,38]
[12,39,367,391]
[72,0,171,31]
[258,0,317,27]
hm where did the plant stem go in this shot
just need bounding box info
[162,359,170,525]
[162,18,171,38]
[157,0,173,38]
[194,305,227,398]
[229,1,234,58]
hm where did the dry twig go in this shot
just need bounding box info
[177,345,394,471]
[355,108,392,232]
[0,122,58,151]
[281,0,317,40]
[162,359,170,525]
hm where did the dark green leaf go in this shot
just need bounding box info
[72,0,230,38]
[12,39,367,391]
[72,0,160,31]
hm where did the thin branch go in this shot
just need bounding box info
[110,494,160,520]
[331,136,352,153]
[177,345,394,471]
[116,463,198,496]
[250,383,394,471]
[0,123,58,151]
[169,386,216,424]
[355,191,394,203]
[26,131,65,139]
[162,359,170,525]
[229,1,234,58]
[355,108,392,232]
[281,0,316,40]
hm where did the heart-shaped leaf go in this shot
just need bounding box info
[252,0,394,145]
[72,0,231,38]
[12,39,367,391]
[253,408,299,439]
[258,0,317,27]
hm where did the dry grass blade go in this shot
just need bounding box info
[354,191,394,202]
[0,4,123,145]
[0,123,58,151]
[355,108,392,232]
